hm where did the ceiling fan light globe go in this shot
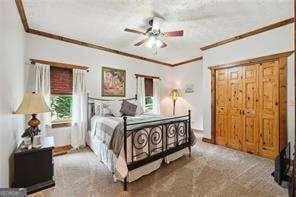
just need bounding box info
[146,36,156,48]
[155,39,162,48]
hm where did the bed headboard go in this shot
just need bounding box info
[87,93,137,130]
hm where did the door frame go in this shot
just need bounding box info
[202,51,293,149]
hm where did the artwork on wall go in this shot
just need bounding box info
[184,83,194,94]
[101,67,126,97]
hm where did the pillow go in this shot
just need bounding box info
[101,107,113,116]
[103,100,122,117]
[94,101,103,115]
[129,100,144,115]
[120,100,137,116]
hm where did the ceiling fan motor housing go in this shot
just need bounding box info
[148,18,153,26]
[146,27,161,37]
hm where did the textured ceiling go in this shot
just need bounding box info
[23,0,292,63]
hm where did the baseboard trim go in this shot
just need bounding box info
[53,145,72,156]
[192,128,202,132]
[202,138,215,144]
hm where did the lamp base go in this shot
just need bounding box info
[28,114,40,127]
[21,114,41,141]
[173,99,176,116]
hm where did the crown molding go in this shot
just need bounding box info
[173,56,203,67]
[200,18,294,51]
[15,0,29,32]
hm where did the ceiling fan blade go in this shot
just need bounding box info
[163,30,184,37]
[124,28,146,35]
[134,38,148,46]
[160,41,167,48]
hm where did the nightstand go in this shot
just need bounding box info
[12,136,55,194]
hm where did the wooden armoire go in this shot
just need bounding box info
[210,52,293,159]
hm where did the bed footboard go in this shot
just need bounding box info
[123,110,192,191]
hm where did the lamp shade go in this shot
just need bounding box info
[170,89,182,100]
[15,92,50,114]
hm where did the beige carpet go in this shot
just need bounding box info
[30,138,288,197]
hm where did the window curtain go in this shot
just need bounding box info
[136,77,146,109]
[34,63,51,135]
[71,69,87,149]
[152,79,161,114]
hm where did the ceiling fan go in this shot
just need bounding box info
[124,17,183,50]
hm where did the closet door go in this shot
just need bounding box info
[227,66,244,150]
[215,69,228,146]
[242,64,259,154]
[258,61,279,159]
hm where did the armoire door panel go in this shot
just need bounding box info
[261,116,276,148]
[258,61,279,159]
[262,81,276,112]
[278,57,287,151]
[242,65,259,154]
[216,114,227,145]
[228,114,242,150]
[227,67,243,150]
[215,69,228,145]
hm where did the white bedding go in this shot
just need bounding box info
[87,114,189,182]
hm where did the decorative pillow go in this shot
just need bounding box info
[94,101,103,115]
[101,107,113,116]
[120,100,137,116]
[103,100,122,117]
[129,100,144,115]
[94,101,113,116]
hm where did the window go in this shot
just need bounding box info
[145,96,153,112]
[50,67,73,123]
[144,78,154,112]
[51,95,72,122]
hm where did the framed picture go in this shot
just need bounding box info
[101,67,126,97]
[184,83,194,94]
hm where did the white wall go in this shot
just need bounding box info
[202,24,295,153]
[0,0,25,187]
[25,34,173,146]
[171,61,204,130]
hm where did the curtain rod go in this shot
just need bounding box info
[135,74,161,80]
[30,59,90,72]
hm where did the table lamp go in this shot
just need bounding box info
[170,89,182,115]
[15,92,50,141]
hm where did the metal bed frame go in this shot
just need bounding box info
[87,94,192,191]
